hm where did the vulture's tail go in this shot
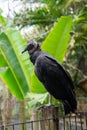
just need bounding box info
[63,100,77,115]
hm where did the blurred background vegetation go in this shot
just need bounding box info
[0,0,87,125]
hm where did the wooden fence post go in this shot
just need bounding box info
[31,110,39,130]
[41,105,59,130]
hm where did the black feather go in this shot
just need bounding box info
[22,42,77,115]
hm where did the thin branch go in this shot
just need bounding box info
[66,63,87,78]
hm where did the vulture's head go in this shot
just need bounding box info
[22,41,40,54]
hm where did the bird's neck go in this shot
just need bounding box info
[30,50,41,64]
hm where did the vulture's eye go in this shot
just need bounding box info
[28,44,34,50]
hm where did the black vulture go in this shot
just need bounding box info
[22,41,77,115]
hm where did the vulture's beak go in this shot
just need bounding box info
[21,46,28,54]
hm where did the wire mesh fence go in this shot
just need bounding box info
[0,112,87,130]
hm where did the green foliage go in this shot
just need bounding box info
[0,9,6,26]
[26,92,49,110]
[1,0,87,100]
[0,52,7,67]
[30,71,46,93]
[0,14,72,102]
[0,31,30,100]
[0,14,33,99]
[13,6,53,28]
[42,15,72,62]
[74,6,87,24]
[13,0,64,28]
[0,0,87,116]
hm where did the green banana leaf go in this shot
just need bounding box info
[42,15,72,62]
[0,67,24,99]
[0,14,34,100]
[0,51,7,67]
[30,72,46,93]
[30,15,72,93]
[0,31,32,100]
